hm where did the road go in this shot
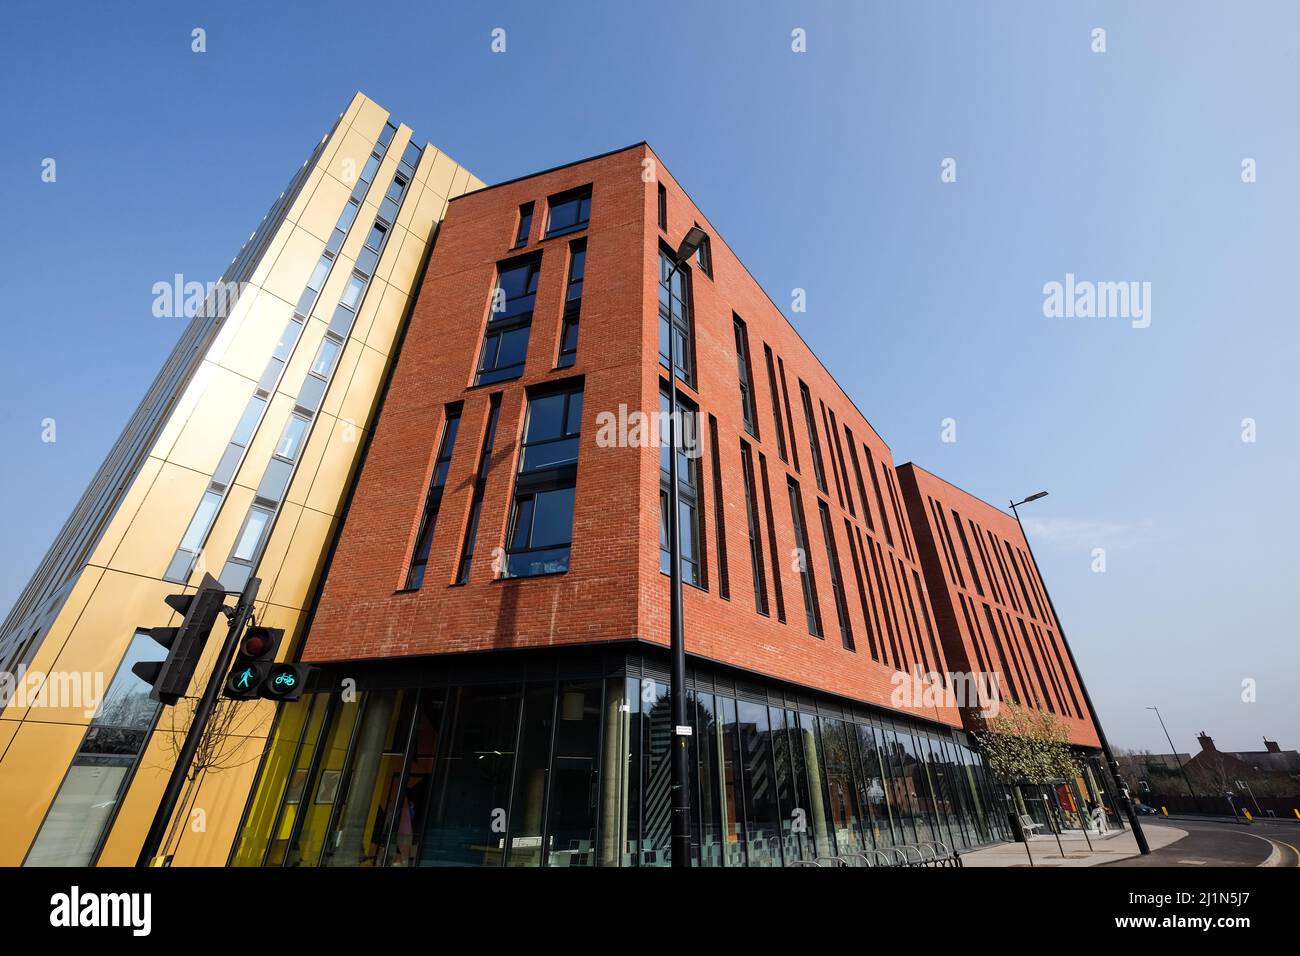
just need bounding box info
[1105,817,1300,867]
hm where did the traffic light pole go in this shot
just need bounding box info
[136,575,260,867]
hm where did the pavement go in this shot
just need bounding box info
[961,816,1300,867]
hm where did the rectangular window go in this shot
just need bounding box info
[820,401,845,509]
[545,185,591,237]
[740,441,768,615]
[477,256,540,385]
[406,405,463,589]
[694,229,712,277]
[864,444,893,546]
[799,382,827,493]
[708,416,730,601]
[557,240,585,368]
[232,506,272,562]
[818,501,854,650]
[23,631,165,866]
[827,407,853,516]
[274,414,310,461]
[758,453,785,623]
[733,316,759,437]
[514,202,534,248]
[844,427,872,530]
[787,478,822,637]
[505,384,582,578]
[777,355,799,472]
[657,182,667,231]
[763,345,787,462]
[845,520,878,660]
[660,390,703,587]
[456,395,503,584]
[657,249,693,384]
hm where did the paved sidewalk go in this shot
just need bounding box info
[961,824,1186,867]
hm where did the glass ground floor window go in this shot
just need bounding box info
[232,650,1016,867]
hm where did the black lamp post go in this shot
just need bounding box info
[1009,491,1150,855]
[666,226,707,868]
[1147,705,1198,808]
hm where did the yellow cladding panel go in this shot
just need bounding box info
[412,144,436,185]
[253,501,304,603]
[87,458,161,569]
[319,337,363,420]
[425,150,460,198]
[236,390,297,491]
[303,415,365,517]
[336,343,389,434]
[260,225,326,308]
[168,733,269,865]
[265,507,335,610]
[0,721,86,866]
[308,253,357,325]
[386,226,428,291]
[282,166,325,230]
[283,410,334,509]
[327,127,378,190]
[6,568,105,717]
[351,97,389,144]
[451,166,473,197]
[247,221,294,290]
[295,171,352,244]
[149,361,214,462]
[347,274,386,344]
[109,462,211,579]
[279,318,327,402]
[94,726,178,865]
[166,365,257,475]
[409,187,449,243]
[217,291,295,384]
[373,222,408,284]
[342,91,367,126]
[0,719,17,756]
[364,283,410,354]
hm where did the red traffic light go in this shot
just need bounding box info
[240,626,277,660]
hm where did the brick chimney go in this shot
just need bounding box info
[1197,732,1216,753]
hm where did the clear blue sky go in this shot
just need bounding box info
[2,1,1296,755]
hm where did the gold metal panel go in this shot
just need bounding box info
[247,220,294,290]
[408,187,449,243]
[260,225,327,308]
[216,290,295,383]
[233,392,295,494]
[303,415,365,517]
[363,283,409,354]
[319,339,363,420]
[350,97,389,144]
[166,732,267,866]
[451,166,472,196]
[295,172,351,244]
[86,458,162,570]
[425,150,459,198]
[283,410,336,508]
[283,167,326,229]
[0,721,85,866]
[341,91,367,126]
[167,365,257,475]
[386,227,427,291]
[148,362,215,462]
[193,483,254,585]
[412,144,436,185]
[326,127,379,190]
[108,461,212,579]
[0,720,18,759]
[6,567,106,716]
[347,274,386,344]
[277,317,327,403]
[265,507,335,610]
[339,200,379,263]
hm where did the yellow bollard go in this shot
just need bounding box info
[1294,808,1299,820]
[1161,806,1168,816]
[1244,809,1253,823]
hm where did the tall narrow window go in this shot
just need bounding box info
[733,316,759,437]
[660,390,702,587]
[693,229,712,277]
[456,395,502,584]
[846,520,879,660]
[477,256,540,385]
[545,185,591,237]
[777,356,799,472]
[787,478,822,637]
[740,441,768,615]
[514,201,534,248]
[820,401,845,508]
[827,407,853,516]
[758,453,785,623]
[657,182,667,231]
[799,382,827,493]
[864,444,893,546]
[557,240,585,368]
[505,384,583,577]
[658,249,693,384]
[708,416,730,600]
[406,404,463,589]
[818,501,854,650]
[23,632,165,866]
[763,345,787,463]
[844,427,873,530]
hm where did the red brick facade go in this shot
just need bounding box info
[896,463,1100,747]
[303,144,1100,743]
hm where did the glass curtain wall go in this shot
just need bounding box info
[233,660,1014,867]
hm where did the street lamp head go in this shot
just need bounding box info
[1024,491,1049,503]
[675,226,709,266]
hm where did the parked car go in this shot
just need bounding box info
[1133,803,1159,815]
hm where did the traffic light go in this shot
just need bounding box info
[224,625,283,700]
[133,573,230,705]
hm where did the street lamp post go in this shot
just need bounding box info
[1147,705,1199,809]
[1010,491,1150,855]
[665,226,708,868]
